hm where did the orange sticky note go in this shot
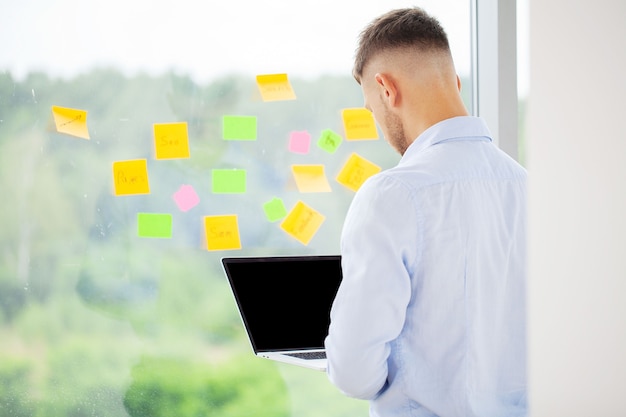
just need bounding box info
[256,73,297,102]
[112,159,151,196]
[336,153,381,192]
[204,215,242,251]
[51,105,90,139]
[342,108,378,140]
[280,201,325,246]
[153,122,190,159]
[291,165,332,193]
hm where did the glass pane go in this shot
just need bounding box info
[0,1,472,416]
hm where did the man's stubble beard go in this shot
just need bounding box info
[383,105,409,156]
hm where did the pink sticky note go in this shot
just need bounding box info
[172,184,200,212]
[288,131,311,154]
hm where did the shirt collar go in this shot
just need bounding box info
[402,116,493,159]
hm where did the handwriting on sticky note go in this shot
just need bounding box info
[212,169,246,193]
[291,165,332,192]
[288,131,311,154]
[204,215,242,251]
[256,73,297,102]
[317,129,343,153]
[342,108,379,140]
[280,201,326,246]
[172,184,199,212]
[263,197,288,222]
[223,115,257,140]
[154,122,190,159]
[51,105,90,139]
[112,159,150,196]
[137,213,173,238]
[336,153,382,192]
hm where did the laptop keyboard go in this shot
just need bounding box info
[284,351,327,360]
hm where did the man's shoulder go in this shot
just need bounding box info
[354,165,435,200]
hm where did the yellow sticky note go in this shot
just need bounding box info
[336,153,381,192]
[342,108,378,140]
[280,201,325,246]
[204,215,242,251]
[153,122,190,159]
[291,165,332,193]
[51,105,90,139]
[112,159,151,196]
[256,73,297,102]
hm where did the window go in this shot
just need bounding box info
[0,1,473,415]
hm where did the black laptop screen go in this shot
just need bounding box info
[222,255,342,352]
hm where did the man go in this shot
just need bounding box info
[324,7,527,417]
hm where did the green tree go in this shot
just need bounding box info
[0,358,34,417]
[123,355,289,417]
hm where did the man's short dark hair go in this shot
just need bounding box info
[353,7,451,80]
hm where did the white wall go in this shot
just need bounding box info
[528,0,626,415]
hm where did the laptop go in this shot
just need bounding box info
[221,255,342,371]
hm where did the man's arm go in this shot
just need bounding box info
[324,174,418,399]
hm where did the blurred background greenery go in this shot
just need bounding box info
[0,69,419,416]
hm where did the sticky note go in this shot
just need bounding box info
[112,159,150,196]
[256,73,297,102]
[291,165,332,193]
[212,169,246,193]
[137,213,173,238]
[51,105,90,139]
[288,131,311,154]
[204,215,242,251]
[263,197,288,222]
[172,184,199,212]
[336,153,382,192]
[280,201,326,246]
[154,122,190,159]
[223,116,257,140]
[317,129,343,154]
[342,108,379,140]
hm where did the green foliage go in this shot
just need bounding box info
[123,355,289,417]
[35,337,131,417]
[0,358,34,417]
[0,68,400,416]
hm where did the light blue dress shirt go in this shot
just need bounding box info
[325,116,527,417]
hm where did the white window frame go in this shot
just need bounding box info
[471,0,519,161]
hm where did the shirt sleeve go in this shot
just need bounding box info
[324,173,419,400]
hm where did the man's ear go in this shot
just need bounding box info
[375,73,399,107]
[456,74,462,92]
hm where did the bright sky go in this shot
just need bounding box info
[1,0,527,92]
[1,0,473,81]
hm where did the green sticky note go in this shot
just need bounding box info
[212,169,247,193]
[317,129,343,153]
[223,115,257,140]
[263,197,288,222]
[137,213,173,238]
